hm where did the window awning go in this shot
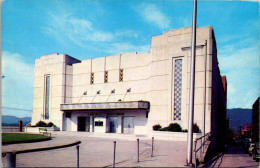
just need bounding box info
[60,101,150,111]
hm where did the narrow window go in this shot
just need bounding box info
[45,75,50,120]
[173,59,182,120]
[119,69,123,82]
[91,72,94,84]
[104,71,108,83]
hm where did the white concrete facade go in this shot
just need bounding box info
[32,26,226,135]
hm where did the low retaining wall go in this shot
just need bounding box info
[24,127,60,133]
[24,128,202,141]
[147,131,202,141]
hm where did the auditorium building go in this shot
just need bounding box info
[31,26,227,139]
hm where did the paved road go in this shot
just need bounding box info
[2,132,189,167]
[206,145,259,168]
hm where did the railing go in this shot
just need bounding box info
[194,132,211,168]
[2,141,81,167]
[2,137,155,167]
[2,126,24,133]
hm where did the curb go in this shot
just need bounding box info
[2,141,81,154]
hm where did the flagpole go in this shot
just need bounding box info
[186,0,197,166]
[0,1,4,167]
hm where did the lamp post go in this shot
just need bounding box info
[185,0,197,166]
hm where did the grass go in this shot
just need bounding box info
[2,133,50,144]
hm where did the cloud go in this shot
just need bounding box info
[177,16,191,28]
[43,12,142,47]
[2,51,34,117]
[218,37,259,109]
[219,45,258,71]
[135,3,171,30]
[43,10,150,55]
[43,12,115,48]
[2,51,34,84]
[241,0,259,2]
[115,30,139,39]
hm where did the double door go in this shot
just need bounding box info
[77,116,90,132]
[108,117,118,133]
[123,117,134,134]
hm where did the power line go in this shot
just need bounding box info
[2,107,32,112]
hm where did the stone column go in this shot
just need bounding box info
[90,116,94,132]
[118,116,123,133]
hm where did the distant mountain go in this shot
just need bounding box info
[227,108,252,133]
[2,115,31,126]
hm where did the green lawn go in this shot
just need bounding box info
[2,133,49,144]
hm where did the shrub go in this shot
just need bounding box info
[46,122,54,127]
[34,121,55,127]
[167,123,182,132]
[157,123,183,132]
[35,121,47,127]
[157,123,200,133]
[182,129,188,132]
[159,127,168,131]
[153,124,162,131]
[193,123,201,133]
[181,124,201,133]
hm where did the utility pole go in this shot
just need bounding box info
[185,0,197,166]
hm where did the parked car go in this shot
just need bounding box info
[243,138,251,152]
[248,143,256,156]
[252,143,259,162]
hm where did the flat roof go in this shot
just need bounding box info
[60,101,150,111]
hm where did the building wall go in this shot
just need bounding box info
[252,97,259,142]
[148,26,214,133]
[210,32,228,150]
[32,26,226,135]
[31,54,80,128]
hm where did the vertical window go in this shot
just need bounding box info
[119,69,123,82]
[45,75,50,120]
[173,59,182,120]
[104,71,108,83]
[91,72,94,84]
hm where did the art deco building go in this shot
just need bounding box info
[32,26,227,143]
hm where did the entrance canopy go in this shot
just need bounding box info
[60,101,150,111]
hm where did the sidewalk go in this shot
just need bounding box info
[205,145,259,168]
[2,132,190,167]
[116,140,188,167]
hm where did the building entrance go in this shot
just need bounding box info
[123,117,134,134]
[108,117,118,133]
[77,116,90,132]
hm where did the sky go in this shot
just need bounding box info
[1,0,259,118]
